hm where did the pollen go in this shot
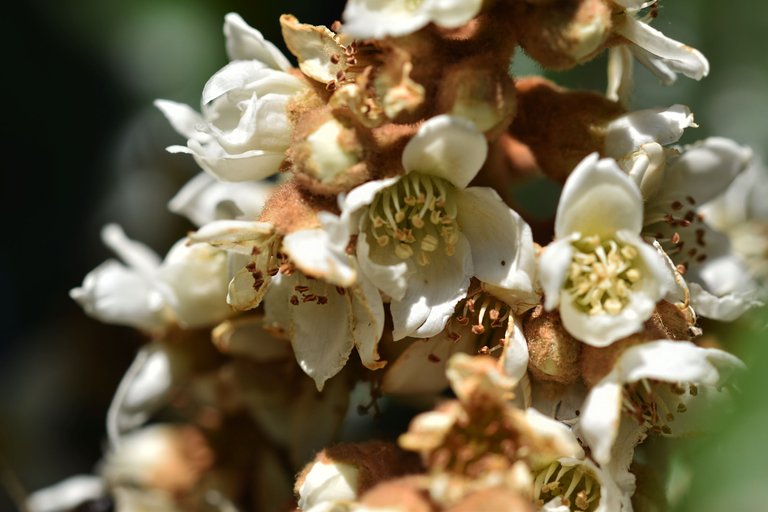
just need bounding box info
[367,173,459,266]
[565,235,643,316]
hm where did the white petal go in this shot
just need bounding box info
[689,282,763,322]
[28,476,105,512]
[158,240,232,328]
[606,46,633,106]
[286,275,355,391]
[154,99,205,140]
[604,104,694,160]
[456,187,536,296]
[340,176,401,232]
[402,115,487,189]
[169,172,273,227]
[356,231,410,302]
[500,316,529,384]
[106,344,175,446]
[652,137,753,206]
[350,275,386,370]
[202,61,303,105]
[101,224,161,275]
[212,317,293,361]
[189,141,286,182]
[283,212,357,288]
[524,408,585,460]
[342,0,432,39]
[382,325,478,395]
[555,154,643,238]
[579,378,624,465]
[614,340,745,387]
[223,13,292,71]
[616,16,709,81]
[426,0,483,28]
[280,15,346,84]
[390,236,472,340]
[70,260,167,331]
[189,220,275,255]
[539,237,576,311]
[298,461,359,511]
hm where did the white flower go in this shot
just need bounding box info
[342,0,483,39]
[340,115,536,340]
[156,13,307,182]
[191,216,385,391]
[70,224,232,332]
[539,154,672,346]
[579,340,744,466]
[640,138,758,320]
[611,2,709,85]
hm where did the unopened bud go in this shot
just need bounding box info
[516,0,612,70]
[523,307,581,385]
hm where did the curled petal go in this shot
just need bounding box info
[224,13,292,70]
[554,154,643,238]
[402,115,487,189]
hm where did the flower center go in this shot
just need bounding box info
[534,460,601,512]
[565,235,642,316]
[622,379,694,435]
[367,172,459,266]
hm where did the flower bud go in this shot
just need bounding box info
[509,76,624,182]
[523,307,582,385]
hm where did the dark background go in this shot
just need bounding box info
[1,1,766,510]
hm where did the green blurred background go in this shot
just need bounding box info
[1,0,766,510]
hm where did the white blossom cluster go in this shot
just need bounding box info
[30,1,768,511]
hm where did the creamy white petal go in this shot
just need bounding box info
[298,461,359,511]
[500,316,529,384]
[606,46,633,106]
[604,104,694,160]
[349,275,386,370]
[689,282,763,322]
[210,94,293,153]
[617,340,744,389]
[70,260,168,331]
[539,237,577,311]
[223,13,292,71]
[107,344,176,446]
[616,15,709,81]
[356,231,410,301]
[158,240,232,328]
[189,219,275,255]
[402,115,487,189]
[27,476,105,512]
[280,15,346,84]
[212,317,293,361]
[202,61,303,105]
[426,0,484,28]
[579,379,624,465]
[101,224,162,276]
[283,212,357,288]
[340,176,401,231]
[456,187,537,297]
[524,408,585,461]
[154,99,205,140]
[187,140,286,182]
[342,0,432,39]
[390,236,473,340]
[169,172,273,227]
[554,154,643,238]
[285,275,356,391]
[382,325,478,395]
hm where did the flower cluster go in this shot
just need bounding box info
[30,2,765,512]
